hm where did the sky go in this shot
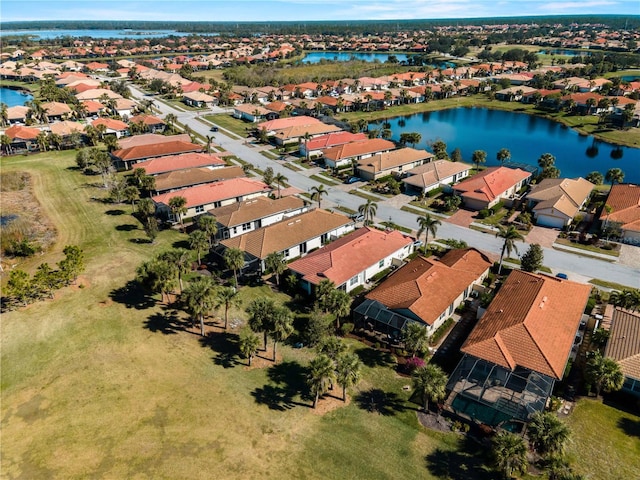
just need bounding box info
[1,0,638,23]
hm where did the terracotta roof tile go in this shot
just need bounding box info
[605,308,640,381]
[4,125,40,140]
[136,152,225,175]
[113,140,202,162]
[305,132,368,151]
[600,184,640,233]
[357,147,433,174]
[154,166,244,192]
[208,196,306,228]
[323,139,396,162]
[454,167,532,203]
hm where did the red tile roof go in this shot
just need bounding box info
[454,167,532,203]
[92,117,129,131]
[323,138,396,162]
[152,177,270,209]
[599,184,640,233]
[4,125,40,140]
[257,115,320,132]
[305,131,368,151]
[288,227,415,287]
[461,270,591,380]
[136,152,226,175]
[113,140,202,162]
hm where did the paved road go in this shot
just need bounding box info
[129,86,640,289]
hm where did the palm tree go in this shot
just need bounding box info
[168,196,188,229]
[492,431,528,479]
[196,214,218,248]
[136,258,177,305]
[527,411,571,457]
[315,278,336,312]
[274,172,288,198]
[310,184,327,209]
[205,135,214,154]
[0,102,8,127]
[246,297,276,351]
[495,224,525,274]
[123,186,139,213]
[239,328,261,366]
[182,276,217,336]
[417,212,441,252]
[497,148,511,165]
[328,289,352,330]
[471,149,487,170]
[335,352,362,401]
[269,306,294,362]
[215,286,241,330]
[585,352,624,397]
[158,249,191,293]
[403,322,429,358]
[411,363,447,412]
[358,199,378,226]
[187,230,208,266]
[264,251,286,286]
[605,167,624,186]
[307,354,336,408]
[224,247,245,289]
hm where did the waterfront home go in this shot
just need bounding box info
[2,124,40,151]
[208,196,307,240]
[356,147,434,181]
[495,86,538,102]
[599,183,640,244]
[273,122,342,147]
[5,106,29,125]
[323,138,396,169]
[355,248,492,336]
[153,177,271,220]
[525,177,594,228]
[256,115,321,136]
[219,209,354,272]
[41,101,72,121]
[288,226,416,294]
[446,270,591,427]
[401,160,472,195]
[453,166,532,210]
[299,131,368,159]
[604,307,640,397]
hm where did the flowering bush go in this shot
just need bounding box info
[405,356,425,374]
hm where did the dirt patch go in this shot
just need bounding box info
[0,171,56,259]
[417,411,454,433]
[310,393,350,415]
[243,351,282,370]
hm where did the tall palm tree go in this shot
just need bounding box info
[417,212,441,252]
[269,306,294,362]
[403,322,429,358]
[585,352,624,397]
[182,276,217,336]
[411,363,447,412]
[274,172,288,198]
[188,230,209,266]
[358,199,378,226]
[328,289,352,330]
[205,135,214,154]
[497,148,511,165]
[605,167,624,186]
[307,354,336,408]
[527,411,571,457]
[310,184,327,209]
[492,431,528,479]
[495,224,525,274]
[215,286,241,330]
[168,196,188,229]
[264,251,286,286]
[224,247,245,289]
[239,328,261,366]
[335,352,362,401]
[158,248,191,293]
[246,297,276,351]
[196,214,218,248]
[0,102,8,127]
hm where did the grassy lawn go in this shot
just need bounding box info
[589,278,636,291]
[309,174,340,186]
[204,113,250,138]
[554,237,620,257]
[348,189,384,202]
[565,398,640,480]
[604,69,640,79]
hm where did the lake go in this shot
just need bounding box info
[369,107,640,183]
[0,87,33,107]
[0,29,218,39]
[301,51,455,68]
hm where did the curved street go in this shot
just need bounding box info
[129,86,640,289]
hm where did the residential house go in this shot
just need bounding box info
[136,152,226,175]
[153,177,271,220]
[183,91,216,108]
[402,160,473,195]
[208,196,307,240]
[604,307,640,397]
[41,101,72,121]
[300,131,368,159]
[525,177,594,228]
[599,184,640,244]
[219,209,355,272]
[356,147,434,181]
[153,166,244,194]
[49,120,84,145]
[128,115,166,133]
[453,166,532,210]
[256,116,321,136]
[355,248,493,336]
[2,124,41,151]
[111,135,202,170]
[272,122,342,147]
[447,270,591,427]
[495,86,538,102]
[92,118,130,138]
[288,226,416,294]
[6,106,29,124]
[113,98,138,118]
[232,103,274,122]
[323,138,396,169]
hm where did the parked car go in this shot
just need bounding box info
[345,176,360,184]
[350,213,364,222]
[555,273,568,280]
[210,126,219,132]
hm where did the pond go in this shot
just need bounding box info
[301,51,454,68]
[0,87,33,107]
[537,49,590,57]
[369,107,640,183]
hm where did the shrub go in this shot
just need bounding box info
[374,341,381,350]
[340,322,354,336]
[404,356,425,374]
[427,186,444,198]
[478,209,490,219]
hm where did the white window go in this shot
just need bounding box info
[195,205,204,213]
[283,249,290,258]
[349,275,359,286]
[242,222,251,231]
[378,259,385,268]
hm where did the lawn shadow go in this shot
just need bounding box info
[172,240,191,250]
[425,436,494,480]
[199,330,242,369]
[129,238,153,244]
[354,388,408,416]
[109,280,157,310]
[251,360,310,411]
[144,308,189,335]
[618,417,640,439]
[354,346,396,368]
[116,224,138,232]
[105,209,126,216]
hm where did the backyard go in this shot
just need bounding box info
[1,150,638,479]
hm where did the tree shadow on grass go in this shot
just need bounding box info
[116,224,138,232]
[105,209,126,216]
[199,330,242,369]
[172,240,191,249]
[425,436,494,480]
[144,309,189,335]
[129,238,153,244]
[251,360,310,411]
[354,346,395,368]
[109,280,157,310]
[618,417,640,439]
[354,388,408,416]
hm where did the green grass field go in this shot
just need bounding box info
[1,150,638,479]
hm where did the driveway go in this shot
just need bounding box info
[445,209,477,228]
[525,226,560,248]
